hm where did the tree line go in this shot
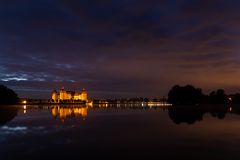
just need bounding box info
[168,84,240,105]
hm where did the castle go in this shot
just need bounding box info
[51,87,88,102]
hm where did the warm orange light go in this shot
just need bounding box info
[23,105,27,114]
[52,106,88,121]
[87,101,93,107]
[22,100,27,104]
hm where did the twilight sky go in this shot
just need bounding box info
[1,0,240,99]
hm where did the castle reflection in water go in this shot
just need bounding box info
[51,106,88,121]
[17,101,238,125]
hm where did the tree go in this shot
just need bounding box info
[208,89,228,104]
[168,85,203,105]
[231,93,240,104]
[0,85,19,105]
[144,98,149,102]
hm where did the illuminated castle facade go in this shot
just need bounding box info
[51,87,88,102]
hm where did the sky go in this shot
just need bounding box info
[1,0,240,99]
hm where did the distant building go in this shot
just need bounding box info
[51,87,88,102]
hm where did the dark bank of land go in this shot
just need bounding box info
[1,84,240,106]
[168,84,240,105]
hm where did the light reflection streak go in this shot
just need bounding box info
[51,106,88,121]
[94,102,172,108]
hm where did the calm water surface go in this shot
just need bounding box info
[0,105,240,160]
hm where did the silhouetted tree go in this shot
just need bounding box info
[168,85,203,105]
[208,89,228,104]
[152,98,158,102]
[0,85,19,105]
[160,96,167,102]
[144,98,149,102]
[231,93,240,104]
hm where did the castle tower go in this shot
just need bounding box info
[59,86,66,100]
[81,88,88,101]
[52,90,58,102]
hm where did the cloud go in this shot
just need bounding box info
[1,0,240,98]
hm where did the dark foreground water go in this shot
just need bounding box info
[0,105,240,160]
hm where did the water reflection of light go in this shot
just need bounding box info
[51,106,88,121]
[23,105,27,114]
[52,106,58,118]
[94,102,172,108]
[147,102,172,107]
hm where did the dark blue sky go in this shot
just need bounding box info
[1,0,240,98]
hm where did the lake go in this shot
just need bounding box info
[0,104,240,160]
